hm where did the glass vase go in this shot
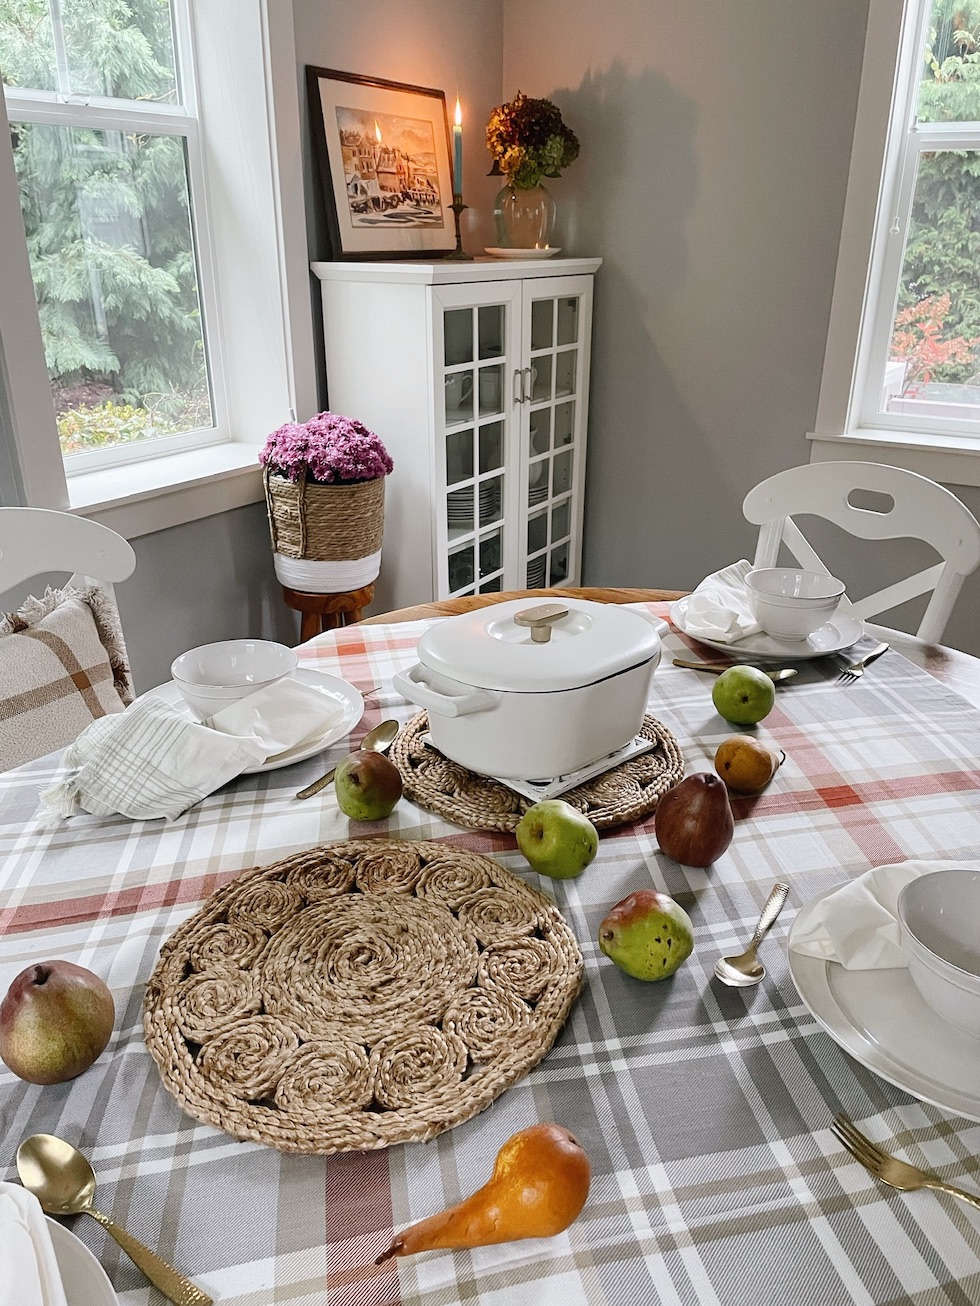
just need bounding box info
[493,182,556,250]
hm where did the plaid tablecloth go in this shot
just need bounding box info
[1,606,979,1305]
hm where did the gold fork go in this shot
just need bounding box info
[832,1113,980,1212]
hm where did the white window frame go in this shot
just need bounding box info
[810,0,980,486]
[0,0,317,535]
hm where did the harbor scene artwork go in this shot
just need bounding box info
[337,107,443,227]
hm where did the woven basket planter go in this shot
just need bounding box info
[264,470,386,593]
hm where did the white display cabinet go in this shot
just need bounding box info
[311,257,601,612]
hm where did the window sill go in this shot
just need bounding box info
[68,442,265,538]
[808,429,980,488]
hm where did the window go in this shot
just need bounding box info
[813,0,980,481]
[1,0,222,468]
[0,0,316,532]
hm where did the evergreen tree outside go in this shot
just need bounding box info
[0,0,212,454]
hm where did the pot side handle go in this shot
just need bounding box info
[393,664,498,719]
[633,611,669,638]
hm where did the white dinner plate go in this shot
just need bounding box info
[788,886,980,1122]
[484,246,561,259]
[48,1218,119,1306]
[671,596,865,660]
[144,668,364,773]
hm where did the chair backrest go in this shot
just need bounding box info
[0,507,136,603]
[742,461,980,642]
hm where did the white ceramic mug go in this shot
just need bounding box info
[445,371,473,416]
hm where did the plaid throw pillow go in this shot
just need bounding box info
[0,585,133,772]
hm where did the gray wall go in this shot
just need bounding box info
[115,505,295,693]
[503,0,868,585]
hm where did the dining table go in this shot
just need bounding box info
[1,587,979,1306]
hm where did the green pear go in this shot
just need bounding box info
[516,799,599,880]
[598,889,694,981]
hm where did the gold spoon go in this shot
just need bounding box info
[16,1133,212,1306]
[672,658,798,683]
[713,882,790,987]
[295,718,400,799]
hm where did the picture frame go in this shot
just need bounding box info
[306,66,456,260]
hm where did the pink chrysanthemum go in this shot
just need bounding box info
[259,412,393,484]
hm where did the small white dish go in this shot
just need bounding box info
[672,596,864,660]
[484,246,561,259]
[47,1217,119,1306]
[171,639,298,717]
[745,568,845,641]
[144,668,364,773]
[788,885,980,1122]
[898,869,980,1037]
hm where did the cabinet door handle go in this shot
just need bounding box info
[523,366,534,402]
[513,368,524,403]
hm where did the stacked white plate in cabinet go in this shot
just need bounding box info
[447,483,499,527]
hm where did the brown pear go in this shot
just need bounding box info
[376,1123,590,1261]
[714,735,784,794]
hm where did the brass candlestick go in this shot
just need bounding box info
[444,193,474,261]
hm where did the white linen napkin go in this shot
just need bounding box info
[671,559,761,644]
[0,1183,69,1306]
[205,676,347,760]
[40,677,345,821]
[790,859,980,969]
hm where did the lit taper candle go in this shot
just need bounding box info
[453,97,463,195]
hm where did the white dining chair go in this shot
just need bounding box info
[742,462,980,643]
[0,506,135,600]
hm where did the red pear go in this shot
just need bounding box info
[0,961,114,1084]
[654,772,734,867]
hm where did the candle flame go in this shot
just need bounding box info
[454,98,462,128]
[374,120,382,143]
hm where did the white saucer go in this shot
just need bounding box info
[788,887,980,1121]
[672,596,865,660]
[145,668,364,773]
[484,246,561,259]
[48,1218,119,1305]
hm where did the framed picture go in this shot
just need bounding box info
[307,66,455,259]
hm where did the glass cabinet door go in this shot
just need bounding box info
[434,282,522,599]
[520,276,593,589]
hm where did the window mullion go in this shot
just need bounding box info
[47,0,72,96]
[856,132,923,429]
[3,90,196,135]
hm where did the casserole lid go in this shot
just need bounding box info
[416,599,663,693]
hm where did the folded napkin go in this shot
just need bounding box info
[790,859,980,969]
[671,559,761,644]
[41,676,345,821]
[0,1183,68,1306]
[204,676,347,760]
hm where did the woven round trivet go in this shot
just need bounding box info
[389,712,685,832]
[143,840,583,1155]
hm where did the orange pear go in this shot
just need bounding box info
[376,1123,590,1261]
[713,734,784,794]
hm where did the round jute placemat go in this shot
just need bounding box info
[389,712,685,832]
[143,840,583,1155]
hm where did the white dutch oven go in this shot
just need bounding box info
[392,599,663,781]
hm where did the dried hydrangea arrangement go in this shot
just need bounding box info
[260,412,393,485]
[486,91,580,190]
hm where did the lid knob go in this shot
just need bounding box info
[512,603,570,643]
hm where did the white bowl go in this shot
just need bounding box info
[171,639,298,717]
[897,869,980,1038]
[744,568,845,641]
